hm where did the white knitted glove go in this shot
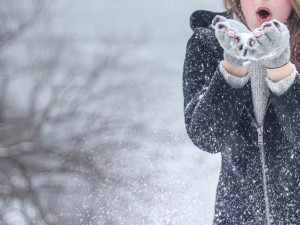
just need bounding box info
[248,20,290,69]
[212,15,253,66]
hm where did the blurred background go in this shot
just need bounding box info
[0,0,225,224]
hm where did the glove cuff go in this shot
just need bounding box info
[224,52,251,67]
[262,47,290,69]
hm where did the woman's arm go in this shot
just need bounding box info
[223,60,249,78]
[266,61,293,82]
[183,27,250,153]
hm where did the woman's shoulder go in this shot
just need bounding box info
[186,10,227,61]
[189,10,232,31]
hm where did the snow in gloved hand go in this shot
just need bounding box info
[249,20,290,68]
[211,15,253,66]
[212,16,290,68]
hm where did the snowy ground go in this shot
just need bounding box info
[52,0,224,224]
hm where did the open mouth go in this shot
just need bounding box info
[257,10,270,19]
[256,7,272,22]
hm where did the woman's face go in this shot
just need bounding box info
[240,0,292,30]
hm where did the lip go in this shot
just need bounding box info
[256,7,272,23]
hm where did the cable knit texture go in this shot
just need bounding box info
[220,61,297,126]
[249,61,270,126]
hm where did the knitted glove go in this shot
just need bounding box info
[212,15,253,67]
[247,20,290,69]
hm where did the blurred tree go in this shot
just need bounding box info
[0,0,149,224]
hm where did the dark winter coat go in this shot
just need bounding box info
[183,10,300,224]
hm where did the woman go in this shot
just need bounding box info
[183,0,300,224]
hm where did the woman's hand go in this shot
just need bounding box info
[212,16,292,81]
[212,15,253,67]
[248,20,290,69]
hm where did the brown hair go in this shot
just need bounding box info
[223,0,300,72]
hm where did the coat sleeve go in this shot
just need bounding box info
[269,72,300,147]
[183,27,250,153]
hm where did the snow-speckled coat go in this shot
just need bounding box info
[183,10,300,224]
